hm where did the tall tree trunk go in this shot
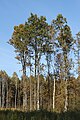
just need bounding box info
[23,79,27,110]
[18,81,21,109]
[53,74,55,110]
[15,80,17,109]
[37,61,40,110]
[64,52,68,111]
[34,83,36,110]
[64,78,68,111]
[22,52,27,110]
[46,53,51,110]
[34,38,37,110]
[30,63,32,111]
[22,52,26,76]
[6,81,9,108]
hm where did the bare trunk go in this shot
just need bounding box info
[22,76,27,110]
[53,76,55,110]
[64,78,68,111]
[37,63,40,110]
[15,80,17,109]
[22,52,27,110]
[30,65,32,111]
[64,52,68,111]
[34,39,37,110]
[34,83,36,110]
[6,81,9,108]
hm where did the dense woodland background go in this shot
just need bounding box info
[0,14,80,114]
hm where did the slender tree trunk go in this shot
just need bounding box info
[30,63,32,111]
[52,37,56,111]
[18,81,21,109]
[64,53,68,111]
[53,75,55,110]
[35,39,37,78]
[22,53,26,76]
[34,83,36,110]
[40,85,43,109]
[34,38,37,110]
[6,81,9,108]
[46,53,51,110]
[64,78,68,111]
[22,52,27,110]
[23,79,27,110]
[15,80,17,109]
[37,61,40,110]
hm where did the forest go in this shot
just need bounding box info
[0,13,80,119]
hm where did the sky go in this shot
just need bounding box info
[0,0,80,78]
